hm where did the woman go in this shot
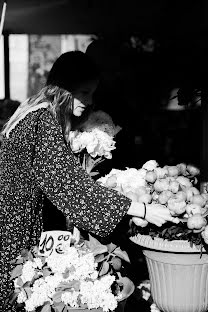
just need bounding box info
[0,51,177,310]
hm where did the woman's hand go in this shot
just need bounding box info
[145,203,179,227]
[127,202,179,227]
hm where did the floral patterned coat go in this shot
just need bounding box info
[0,108,131,311]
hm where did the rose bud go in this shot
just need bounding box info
[176,163,187,175]
[145,171,157,183]
[187,164,200,176]
[186,204,203,216]
[168,199,186,215]
[154,167,168,179]
[187,213,207,230]
[191,194,207,207]
[167,166,179,177]
[154,179,169,192]
[169,181,179,193]
[176,176,193,188]
[142,160,158,171]
[158,191,172,204]
[186,187,200,202]
[174,191,187,202]
[152,191,159,201]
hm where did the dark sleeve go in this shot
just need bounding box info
[33,110,131,237]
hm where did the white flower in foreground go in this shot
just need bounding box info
[23,278,52,311]
[61,291,79,307]
[33,257,43,269]
[46,246,79,274]
[98,167,147,195]
[17,290,27,303]
[44,274,63,295]
[142,160,158,171]
[21,261,36,283]
[69,129,116,159]
[79,275,117,312]
[71,252,97,280]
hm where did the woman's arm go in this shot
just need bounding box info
[33,110,133,237]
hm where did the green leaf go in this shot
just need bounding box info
[56,281,80,292]
[87,235,108,256]
[28,250,34,261]
[24,286,32,299]
[52,291,63,303]
[41,303,51,312]
[9,291,19,305]
[99,261,110,276]
[43,267,51,278]
[107,243,117,253]
[53,302,65,312]
[113,247,130,263]
[10,256,24,265]
[89,171,99,176]
[16,276,24,287]
[94,253,108,263]
[10,264,23,280]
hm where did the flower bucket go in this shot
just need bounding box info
[130,234,208,312]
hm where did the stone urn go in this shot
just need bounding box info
[130,234,208,312]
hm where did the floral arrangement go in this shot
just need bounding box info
[68,111,121,175]
[98,160,208,249]
[8,230,134,312]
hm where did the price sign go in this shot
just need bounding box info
[38,231,73,257]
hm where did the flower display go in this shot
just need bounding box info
[8,231,134,312]
[98,160,208,249]
[68,111,121,175]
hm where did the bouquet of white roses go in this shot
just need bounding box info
[8,230,134,312]
[68,111,121,175]
[98,160,208,249]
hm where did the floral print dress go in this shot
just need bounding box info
[0,108,131,311]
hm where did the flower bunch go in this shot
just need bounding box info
[68,111,121,175]
[79,110,121,137]
[98,160,208,248]
[9,233,134,312]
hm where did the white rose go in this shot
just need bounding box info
[142,160,158,171]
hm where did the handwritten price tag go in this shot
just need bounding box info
[38,231,73,257]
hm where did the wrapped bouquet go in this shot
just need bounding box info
[8,230,134,312]
[68,111,121,175]
[98,160,208,249]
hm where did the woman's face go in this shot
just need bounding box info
[72,80,98,116]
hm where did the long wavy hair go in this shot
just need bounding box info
[1,85,73,139]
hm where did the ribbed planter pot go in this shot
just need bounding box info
[130,234,208,312]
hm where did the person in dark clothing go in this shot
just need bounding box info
[0,51,177,311]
